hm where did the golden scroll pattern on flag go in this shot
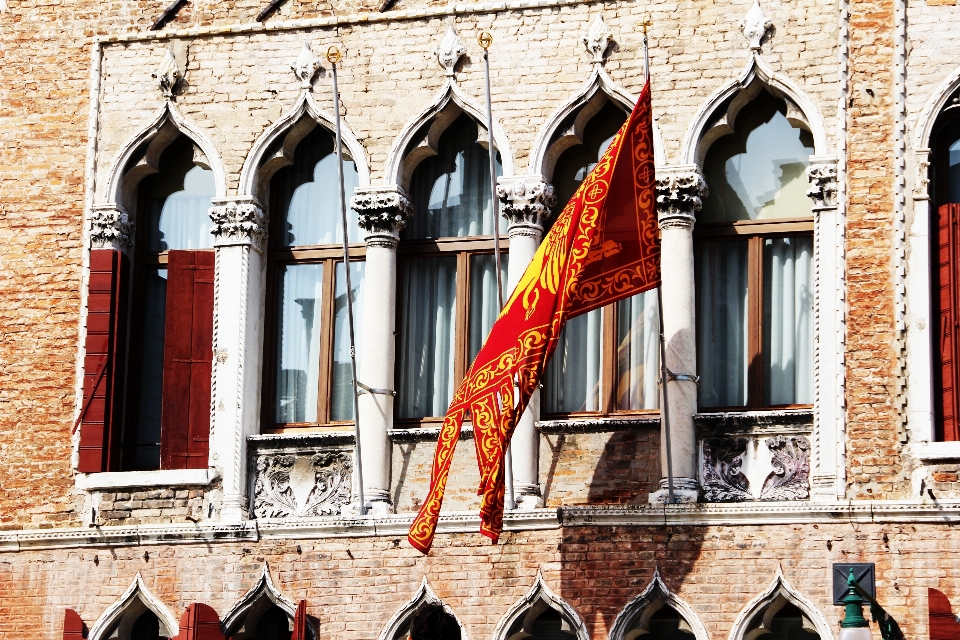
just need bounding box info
[408,82,658,554]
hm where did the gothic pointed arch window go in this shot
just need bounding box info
[695,87,815,410]
[261,122,363,431]
[396,111,505,422]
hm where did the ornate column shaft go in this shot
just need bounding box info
[497,175,556,509]
[350,186,413,515]
[649,166,706,503]
[208,196,268,521]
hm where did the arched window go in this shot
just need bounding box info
[263,125,362,430]
[406,604,461,640]
[543,99,660,415]
[130,611,163,640]
[396,113,504,422]
[124,133,217,470]
[696,89,814,410]
[930,95,960,441]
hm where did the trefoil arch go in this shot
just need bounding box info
[87,572,179,640]
[608,567,710,640]
[492,571,588,640]
[377,577,468,640]
[221,561,309,640]
[727,565,834,640]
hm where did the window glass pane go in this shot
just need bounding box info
[406,114,504,239]
[131,267,166,470]
[696,240,749,407]
[616,289,660,410]
[763,236,813,405]
[274,127,361,247]
[701,91,815,223]
[468,253,509,363]
[274,263,323,424]
[145,136,216,252]
[949,139,960,203]
[330,261,365,422]
[543,309,602,413]
[397,257,458,418]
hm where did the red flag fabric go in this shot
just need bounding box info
[408,80,658,554]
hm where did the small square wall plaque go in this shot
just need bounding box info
[832,563,876,605]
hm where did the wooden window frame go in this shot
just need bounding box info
[694,216,815,411]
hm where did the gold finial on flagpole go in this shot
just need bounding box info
[639,15,652,35]
[326,45,342,65]
[478,31,493,50]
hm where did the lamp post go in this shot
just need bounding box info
[840,569,873,640]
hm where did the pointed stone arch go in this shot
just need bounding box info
[101,101,226,213]
[727,565,834,640]
[914,64,960,151]
[221,561,306,640]
[238,90,371,201]
[528,66,666,182]
[377,577,468,640]
[87,573,179,640]
[680,53,829,167]
[383,78,515,193]
[608,568,710,640]
[492,571,588,640]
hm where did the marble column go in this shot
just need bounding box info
[208,196,269,521]
[649,167,707,503]
[496,176,557,509]
[350,186,413,515]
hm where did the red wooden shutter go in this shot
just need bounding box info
[930,589,960,640]
[63,609,86,639]
[936,204,960,442]
[160,250,215,470]
[78,249,128,472]
[173,603,224,640]
[291,600,309,640]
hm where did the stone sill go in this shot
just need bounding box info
[910,441,960,461]
[537,415,659,434]
[248,431,355,448]
[388,425,474,442]
[76,468,220,491]
[695,409,813,433]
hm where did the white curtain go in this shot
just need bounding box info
[274,263,324,423]
[616,289,660,410]
[151,165,216,251]
[397,257,458,418]
[696,240,749,407]
[284,155,360,246]
[331,261,365,421]
[468,254,509,363]
[763,236,813,404]
[543,309,602,413]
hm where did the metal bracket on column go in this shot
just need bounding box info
[658,368,700,385]
[356,381,397,396]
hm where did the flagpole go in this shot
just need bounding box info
[644,21,676,505]
[479,31,516,511]
[327,46,366,516]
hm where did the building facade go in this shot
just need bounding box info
[3,0,960,636]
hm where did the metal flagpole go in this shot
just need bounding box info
[327,45,366,516]
[644,20,676,505]
[479,31,515,511]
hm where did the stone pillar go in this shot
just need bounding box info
[350,186,413,515]
[208,196,268,522]
[496,176,557,509]
[649,167,706,504]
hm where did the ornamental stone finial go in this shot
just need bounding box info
[153,49,181,99]
[209,197,268,252]
[583,15,613,65]
[351,186,414,246]
[496,176,557,235]
[740,0,773,51]
[656,167,708,229]
[291,42,321,89]
[436,25,466,78]
[90,203,133,254]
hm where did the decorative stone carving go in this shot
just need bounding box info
[351,186,414,241]
[90,203,133,253]
[436,25,466,78]
[914,151,931,199]
[759,436,810,500]
[583,15,613,65]
[153,49,181,99]
[209,197,267,251]
[656,169,708,229]
[253,451,353,519]
[701,437,752,502]
[740,0,773,51]
[806,162,838,210]
[496,176,557,233]
[291,42,321,89]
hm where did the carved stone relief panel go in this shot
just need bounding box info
[251,449,353,519]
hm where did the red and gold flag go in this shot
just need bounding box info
[408,80,659,554]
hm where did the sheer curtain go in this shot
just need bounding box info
[397,257,458,418]
[543,310,602,413]
[696,240,749,407]
[331,261,365,421]
[274,263,324,423]
[616,289,660,410]
[147,165,216,251]
[468,254,509,363]
[283,155,361,246]
[763,237,813,404]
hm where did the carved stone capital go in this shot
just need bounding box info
[806,156,838,211]
[351,186,413,246]
[913,148,931,201]
[496,176,556,237]
[90,203,133,254]
[436,25,465,78]
[209,196,267,251]
[656,167,708,229]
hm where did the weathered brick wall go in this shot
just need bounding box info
[94,486,214,526]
